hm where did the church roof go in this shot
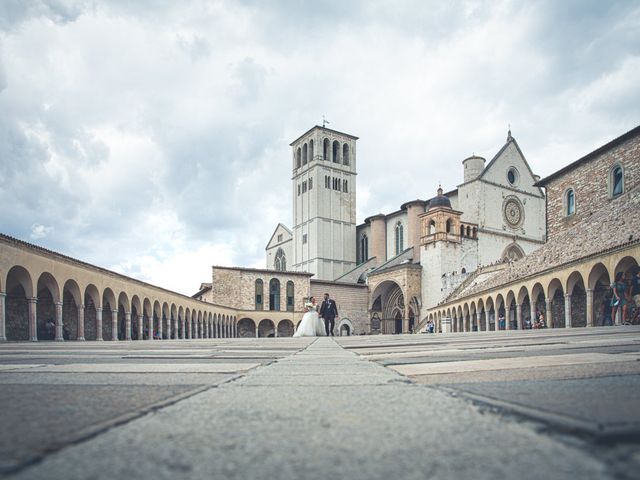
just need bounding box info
[426,187,452,211]
[290,125,359,146]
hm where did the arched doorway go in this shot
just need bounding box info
[258,319,275,337]
[277,319,294,337]
[238,318,256,338]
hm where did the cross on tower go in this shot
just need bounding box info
[322,116,330,128]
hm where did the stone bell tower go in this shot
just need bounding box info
[290,125,358,280]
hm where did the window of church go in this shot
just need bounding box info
[286,281,294,312]
[323,138,329,160]
[274,248,286,271]
[343,143,350,165]
[343,179,348,192]
[611,164,624,197]
[255,279,264,310]
[269,279,281,311]
[302,181,307,193]
[507,167,519,186]
[395,222,404,255]
[302,144,308,165]
[297,184,301,196]
[360,234,368,263]
[309,178,313,190]
[446,219,452,233]
[325,175,330,188]
[332,140,340,163]
[309,139,314,160]
[277,234,283,242]
[296,148,302,169]
[565,189,575,216]
[302,234,307,244]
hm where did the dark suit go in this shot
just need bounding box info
[319,299,338,336]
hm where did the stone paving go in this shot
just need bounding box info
[0,327,639,479]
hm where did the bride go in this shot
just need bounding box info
[293,296,326,337]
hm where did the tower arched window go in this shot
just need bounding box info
[255,279,263,310]
[466,226,471,237]
[460,225,464,236]
[309,139,314,161]
[395,222,404,255]
[323,138,329,160]
[302,144,308,165]
[332,140,340,163]
[446,219,452,233]
[274,248,286,271]
[429,220,436,235]
[286,281,294,312]
[343,143,350,165]
[611,164,624,197]
[360,234,369,263]
[565,188,575,216]
[269,278,280,311]
[296,147,301,168]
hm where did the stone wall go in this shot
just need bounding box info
[545,131,640,241]
[310,280,369,335]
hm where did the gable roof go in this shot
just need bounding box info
[535,124,640,187]
[265,223,292,250]
[478,133,544,196]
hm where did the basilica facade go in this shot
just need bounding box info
[267,126,547,334]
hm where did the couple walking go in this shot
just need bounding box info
[293,293,339,337]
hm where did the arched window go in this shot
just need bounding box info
[360,234,369,263]
[274,248,286,271]
[332,140,340,163]
[302,144,308,165]
[255,279,263,310]
[466,226,471,237]
[472,227,477,238]
[269,279,280,311]
[566,189,575,216]
[446,219,452,233]
[296,148,301,168]
[286,281,294,312]
[343,143,350,165]
[395,222,404,255]
[323,138,329,160]
[611,165,624,197]
[460,225,465,236]
[429,220,436,235]
[309,139,314,161]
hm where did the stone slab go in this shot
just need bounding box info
[8,363,261,374]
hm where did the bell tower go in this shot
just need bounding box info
[290,125,358,280]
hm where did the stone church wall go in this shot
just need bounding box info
[310,280,369,335]
[545,132,640,241]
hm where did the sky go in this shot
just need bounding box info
[1,0,639,295]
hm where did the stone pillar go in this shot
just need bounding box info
[173,317,178,339]
[506,307,512,330]
[29,297,38,341]
[138,315,143,340]
[274,323,278,337]
[234,322,237,338]
[96,307,103,341]
[111,310,118,341]
[516,304,522,330]
[255,323,258,338]
[125,312,132,340]
[546,299,553,329]
[181,319,185,339]
[530,302,536,329]
[147,315,153,340]
[158,316,163,340]
[0,292,7,342]
[586,289,594,327]
[564,294,572,328]
[77,305,85,341]
[55,301,63,341]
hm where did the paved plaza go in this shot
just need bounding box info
[0,327,639,479]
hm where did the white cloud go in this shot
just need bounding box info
[1,0,638,294]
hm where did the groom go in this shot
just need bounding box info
[319,292,338,336]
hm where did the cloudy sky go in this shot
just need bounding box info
[1,0,638,295]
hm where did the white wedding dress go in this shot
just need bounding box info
[293,305,326,337]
